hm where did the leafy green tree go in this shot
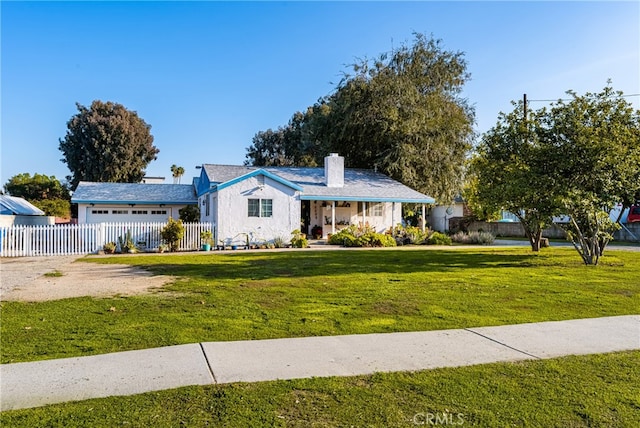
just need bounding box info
[3,173,71,217]
[59,100,159,189]
[245,128,291,166]
[538,85,640,264]
[32,199,71,218]
[469,102,561,252]
[179,205,200,223]
[470,84,640,264]
[245,33,475,202]
[4,173,69,200]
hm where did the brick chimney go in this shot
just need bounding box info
[324,153,344,188]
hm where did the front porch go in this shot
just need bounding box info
[302,199,428,239]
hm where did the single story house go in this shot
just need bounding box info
[196,154,434,245]
[72,182,197,223]
[72,154,435,245]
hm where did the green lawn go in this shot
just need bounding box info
[3,351,639,427]
[1,247,638,364]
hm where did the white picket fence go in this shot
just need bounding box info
[0,222,213,257]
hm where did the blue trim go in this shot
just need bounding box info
[214,169,303,193]
[300,195,435,204]
[74,200,197,205]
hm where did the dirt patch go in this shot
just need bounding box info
[1,256,174,302]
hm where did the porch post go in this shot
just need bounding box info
[331,201,336,235]
[363,202,367,226]
[391,202,395,228]
[421,204,426,232]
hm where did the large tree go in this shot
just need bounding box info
[245,33,475,203]
[3,173,71,217]
[469,84,640,264]
[538,85,640,264]
[468,102,560,252]
[59,100,159,189]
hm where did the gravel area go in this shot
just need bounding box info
[0,256,174,302]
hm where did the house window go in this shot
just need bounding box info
[151,210,167,215]
[248,198,272,217]
[261,199,272,217]
[205,194,210,217]
[112,210,128,215]
[132,210,148,215]
[91,210,108,214]
[370,203,383,217]
[357,202,383,217]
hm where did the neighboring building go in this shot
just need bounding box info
[428,196,468,232]
[0,195,53,226]
[141,176,166,184]
[196,154,434,245]
[71,154,435,245]
[72,182,197,223]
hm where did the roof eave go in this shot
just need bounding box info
[73,200,197,205]
[299,195,435,204]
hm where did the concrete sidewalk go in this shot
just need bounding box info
[1,315,638,411]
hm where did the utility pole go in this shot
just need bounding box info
[523,93,527,121]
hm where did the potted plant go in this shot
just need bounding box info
[311,225,323,239]
[200,230,213,251]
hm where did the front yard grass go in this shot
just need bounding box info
[1,247,639,364]
[3,351,639,427]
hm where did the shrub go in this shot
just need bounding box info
[161,217,184,252]
[117,230,137,253]
[426,231,452,245]
[103,241,116,254]
[290,230,308,248]
[451,231,495,245]
[389,224,428,245]
[273,236,287,248]
[328,223,396,248]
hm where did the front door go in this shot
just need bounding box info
[301,200,311,235]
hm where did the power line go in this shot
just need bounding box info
[528,93,640,103]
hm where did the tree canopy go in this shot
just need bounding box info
[59,100,159,190]
[469,84,640,264]
[245,33,475,203]
[3,173,71,217]
[468,102,560,252]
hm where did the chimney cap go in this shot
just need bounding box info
[329,153,339,157]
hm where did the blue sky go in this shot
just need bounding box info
[2,1,639,187]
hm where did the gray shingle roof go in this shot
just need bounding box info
[0,195,45,216]
[72,182,197,204]
[202,164,435,203]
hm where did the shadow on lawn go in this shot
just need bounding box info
[139,250,540,281]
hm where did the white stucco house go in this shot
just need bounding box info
[72,154,435,245]
[196,154,435,245]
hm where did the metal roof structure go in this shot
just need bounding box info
[0,195,46,216]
